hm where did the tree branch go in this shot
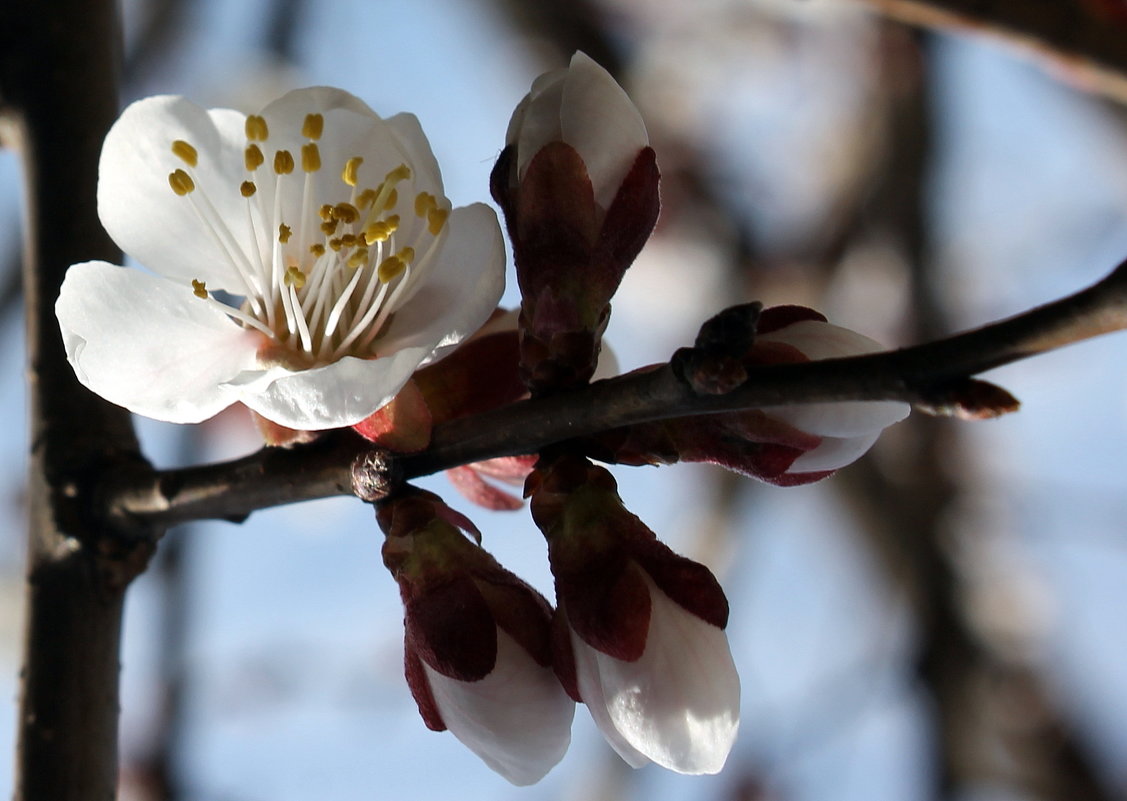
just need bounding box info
[106,256,1127,529]
[850,0,1127,104]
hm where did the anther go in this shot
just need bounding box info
[245,115,269,141]
[302,113,324,140]
[340,234,357,247]
[427,207,449,236]
[356,188,377,209]
[363,222,390,244]
[302,143,321,173]
[329,238,344,252]
[384,188,398,210]
[321,220,339,236]
[386,164,411,183]
[168,169,195,196]
[414,192,437,217]
[278,223,293,243]
[347,248,369,269]
[378,256,406,283]
[398,246,415,263]
[240,181,257,198]
[192,279,208,298]
[273,150,295,175]
[171,140,198,167]
[284,265,306,288]
[309,243,326,257]
[245,144,265,171]
[342,157,363,187]
[318,204,334,222]
[332,203,359,224]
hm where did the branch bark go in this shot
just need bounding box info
[850,0,1127,104]
[105,255,1127,529]
[0,2,158,799]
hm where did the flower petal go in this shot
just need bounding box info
[98,95,253,290]
[423,629,574,786]
[576,579,740,775]
[55,261,260,423]
[560,52,649,209]
[226,345,431,430]
[378,202,506,364]
[788,431,881,473]
[571,630,651,769]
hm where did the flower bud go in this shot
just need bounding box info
[492,52,660,394]
[528,455,740,774]
[378,489,574,785]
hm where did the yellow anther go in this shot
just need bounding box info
[378,255,406,283]
[384,188,398,210]
[385,214,400,232]
[347,248,369,269]
[309,243,326,257]
[301,143,321,173]
[386,163,411,183]
[302,113,324,140]
[192,279,208,298]
[363,221,390,244]
[244,144,265,171]
[332,202,359,224]
[427,207,449,236]
[273,150,295,175]
[318,204,334,222]
[168,169,195,196]
[278,223,292,243]
[284,265,306,288]
[329,238,344,252]
[414,191,437,218]
[321,220,339,236]
[171,140,198,167]
[342,157,363,187]
[340,233,357,247]
[245,115,269,141]
[397,247,415,265]
[356,188,377,209]
[240,181,257,198]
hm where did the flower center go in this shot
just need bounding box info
[167,111,451,367]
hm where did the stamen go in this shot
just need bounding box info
[245,144,265,171]
[363,221,391,244]
[378,255,406,283]
[168,169,195,196]
[192,279,208,298]
[356,188,377,209]
[241,181,257,197]
[347,248,369,269]
[321,220,339,236]
[342,157,363,187]
[302,143,321,173]
[427,207,449,235]
[384,188,398,210]
[284,265,306,288]
[309,243,326,257]
[171,140,198,167]
[246,115,269,141]
[333,203,360,224]
[398,246,415,264]
[279,223,292,243]
[414,192,437,217]
[386,164,411,183]
[274,150,295,175]
[318,204,334,222]
[302,113,324,140]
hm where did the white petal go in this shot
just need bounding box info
[787,432,881,473]
[226,345,431,430]
[378,202,506,364]
[758,319,910,437]
[423,629,574,786]
[515,72,567,181]
[384,112,444,195]
[98,95,254,290]
[559,52,649,209]
[571,630,651,769]
[575,578,740,775]
[55,261,260,423]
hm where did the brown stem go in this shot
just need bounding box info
[104,255,1127,529]
[853,0,1127,104]
[0,1,158,799]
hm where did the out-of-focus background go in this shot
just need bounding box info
[3,0,1127,799]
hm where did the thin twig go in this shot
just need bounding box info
[105,256,1127,529]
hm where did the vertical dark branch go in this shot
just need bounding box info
[0,1,159,799]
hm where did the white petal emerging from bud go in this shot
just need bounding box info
[423,629,574,786]
[507,51,648,209]
[757,319,910,473]
[571,576,740,774]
